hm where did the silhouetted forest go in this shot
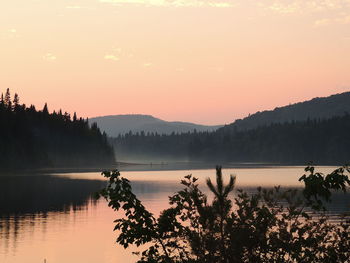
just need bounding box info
[223,91,350,132]
[0,89,115,170]
[112,114,350,164]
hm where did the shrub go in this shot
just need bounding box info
[97,165,350,263]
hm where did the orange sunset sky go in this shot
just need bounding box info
[1,0,350,125]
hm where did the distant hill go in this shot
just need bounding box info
[110,92,350,164]
[222,91,350,132]
[113,114,350,164]
[89,114,222,137]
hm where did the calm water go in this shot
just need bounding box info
[0,166,349,263]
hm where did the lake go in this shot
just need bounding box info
[1,165,349,263]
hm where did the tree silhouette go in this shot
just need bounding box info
[43,103,49,114]
[206,166,235,263]
[4,88,11,108]
[0,89,115,170]
[13,93,20,110]
[98,166,350,263]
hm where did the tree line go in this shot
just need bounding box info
[223,91,350,132]
[0,89,115,170]
[112,114,350,164]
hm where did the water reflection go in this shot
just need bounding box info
[0,175,105,214]
[0,175,106,259]
[0,167,349,263]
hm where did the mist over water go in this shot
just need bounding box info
[0,166,349,263]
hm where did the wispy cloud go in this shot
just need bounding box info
[1,29,20,39]
[104,54,120,61]
[314,18,332,27]
[99,0,235,8]
[314,15,350,27]
[259,0,350,15]
[336,14,350,24]
[104,46,128,61]
[43,53,57,62]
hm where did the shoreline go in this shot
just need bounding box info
[0,161,339,175]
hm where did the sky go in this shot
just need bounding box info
[1,0,350,125]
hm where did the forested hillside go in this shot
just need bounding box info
[223,91,350,132]
[191,114,350,164]
[0,89,115,170]
[112,114,350,165]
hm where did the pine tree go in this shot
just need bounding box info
[4,88,11,108]
[43,103,49,114]
[13,93,20,110]
[64,112,70,122]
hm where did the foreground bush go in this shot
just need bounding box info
[97,166,350,263]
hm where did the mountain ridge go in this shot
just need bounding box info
[222,91,350,132]
[91,91,350,137]
[89,114,222,137]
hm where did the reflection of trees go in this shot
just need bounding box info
[0,175,105,214]
[0,175,105,251]
[0,175,349,257]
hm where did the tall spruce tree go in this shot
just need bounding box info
[13,93,20,110]
[43,103,49,114]
[4,88,11,108]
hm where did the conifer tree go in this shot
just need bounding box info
[4,88,11,108]
[13,93,20,110]
[43,103,49,114]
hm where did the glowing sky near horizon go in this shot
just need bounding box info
[1,0,350,124]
